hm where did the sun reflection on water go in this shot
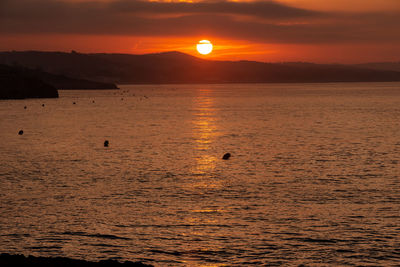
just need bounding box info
[180,88,228,260]
[191,88,219,175]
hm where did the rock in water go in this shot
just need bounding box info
[104,140,109,147]
[222,153,231,160]
[18,130,24,135]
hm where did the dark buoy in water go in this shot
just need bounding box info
[222,153,231,160]
[42,104,45,107]
[18,130,24,135]
[104,140,109,147]
[92,100,95,103]
[73,102,76,105]
[24,106,27,109]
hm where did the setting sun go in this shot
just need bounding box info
[196,40,213,55]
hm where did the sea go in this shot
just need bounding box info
[0,83,399,266]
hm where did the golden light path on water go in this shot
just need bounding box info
[180,88,227,266]
[192,88,219,175]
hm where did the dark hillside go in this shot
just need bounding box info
[1,51,400,84]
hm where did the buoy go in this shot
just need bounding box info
[24,106,27,109]
[18,130,24,135]
[92,100,95,103]
[42,104,45,107]
[222,153,231,160]
[73,102,76,105]
[104,140,109,147]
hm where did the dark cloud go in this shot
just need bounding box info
[1,0,320,19]
[108,0,320,19]
[0,0,399,44]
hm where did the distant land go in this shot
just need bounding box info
[355,62,400,73]
[1,51,400,84]
[0,63,118,99]
[0,64,58,99]
[8,65,119,90]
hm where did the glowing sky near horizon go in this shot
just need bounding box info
[0,0,399,63]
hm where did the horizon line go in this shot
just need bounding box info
[1,49,400,65]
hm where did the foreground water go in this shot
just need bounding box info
[1,83,399,266]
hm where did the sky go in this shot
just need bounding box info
[0,0,399,63]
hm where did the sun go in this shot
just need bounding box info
[196,40,213,55]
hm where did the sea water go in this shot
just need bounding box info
[0,83,399,266]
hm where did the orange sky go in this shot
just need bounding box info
[1,0,399,63]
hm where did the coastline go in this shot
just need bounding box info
[0,253,153,267]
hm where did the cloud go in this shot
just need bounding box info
[0,0,399,44]
[1,0,320,19]
[107,0,320,19]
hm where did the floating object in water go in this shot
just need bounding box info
[24,106,27,109]
[121,98,124,100]
[92,100,95,103]
[73,102,76,105]
[222,153,231,160]
[18,130,24,135]
[42,104,45,107]
[104,140,109,147]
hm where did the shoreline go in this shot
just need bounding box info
[0,253,153,267]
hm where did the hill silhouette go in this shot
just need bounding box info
[354,62,400,72]
[0,63,120,99]
[0,64,58,99]
[15,66,119,90]
[1,51,400,84]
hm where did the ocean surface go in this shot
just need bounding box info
[1,83,399,266]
